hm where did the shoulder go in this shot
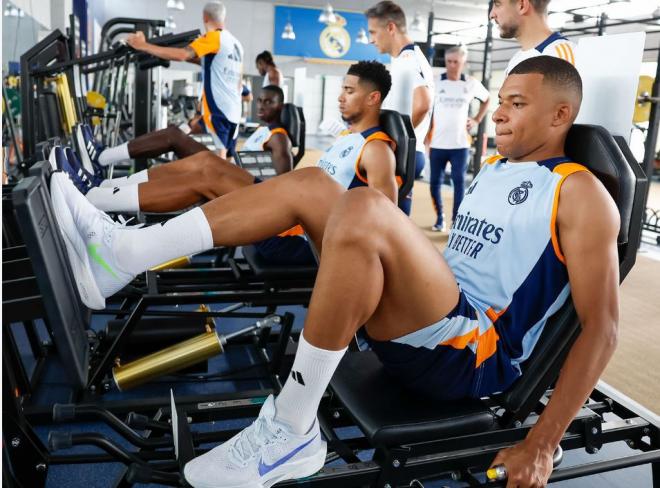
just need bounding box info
[557,170,619,231]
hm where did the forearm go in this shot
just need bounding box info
[140,43,191,62]
[474,100,490,124]
[526,320,618,449]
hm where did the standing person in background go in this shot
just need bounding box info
[127,1,243,160]
[256,50,283,87]
[490,0,576,75]
[366,0,434,216]
[429,44,490,232]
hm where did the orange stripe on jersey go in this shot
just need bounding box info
[550,162,589,264]
[189,30,221,58]
[354,132,396,185]
[485,306,507,323]
[555,44,567,62]
[201,93,215,134]
[482,154,504,166]
[564,44,575,65]
[278,224,304,238]
[475,326,500,368]
[440,324,501,368]
[263,127,288,148]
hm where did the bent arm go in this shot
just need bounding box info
[474,97,490,125]
[264,133,293,175]
[411,85,432,129]
[138,43,197,63]
[359,141,398,205]
[526,172,620,451]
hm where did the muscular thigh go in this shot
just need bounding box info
[364,196,459,340]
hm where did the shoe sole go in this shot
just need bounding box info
[184,441,327,488]
[50,174,106,310]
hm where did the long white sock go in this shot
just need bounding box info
[99,169,149,188]
[112,207,213,274]
[86,185,140,213]
[275,333,347,435]
[98,142,130,166]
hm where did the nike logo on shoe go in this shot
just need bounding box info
[257,434,317,477]
[88,243,119,279]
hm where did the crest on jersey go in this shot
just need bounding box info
[340,146,354,158]
[508,180,533,205]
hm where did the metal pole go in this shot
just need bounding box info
[642,48,660,211]
[473,0,494,175]
[597,12,607,36]
[133,21,153,172]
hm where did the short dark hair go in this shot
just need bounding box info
[509,55,582,105]
[256,50,274,65]
[511,0,551,14]
[347,60,392,101]
[365,1,407,33]
[262,85,284,104]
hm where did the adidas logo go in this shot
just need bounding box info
[290,370,305,386]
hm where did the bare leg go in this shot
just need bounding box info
[303,187,460,349]
[128,126,208,160]
[138,152,254,212]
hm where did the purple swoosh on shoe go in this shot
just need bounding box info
[257,434,318,477]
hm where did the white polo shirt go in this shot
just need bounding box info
[382,43,434,154]
[431,73,490,150]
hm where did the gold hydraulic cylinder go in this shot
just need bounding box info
[149,255,191,272]
[112,328,222,391]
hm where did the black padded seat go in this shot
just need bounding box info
[242,243,317,280]
[330,351,496,447]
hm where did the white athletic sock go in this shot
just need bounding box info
[275,333,347,435]
[112,207,213,274]
[178,123,192,135]
[99,169,149,188]
[86,185,140,213]
[98,142,130,166]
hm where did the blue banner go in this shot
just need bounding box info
[273,6,389,63]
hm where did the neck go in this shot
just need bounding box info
[507,138,566,163]
[207,21,224,31]
[349,111,380,134]
[390,34,414,57]
[516,16,552,50]
[447,71,461,81]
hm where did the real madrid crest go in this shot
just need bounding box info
[320,14,351,59]
[508,181,533,205]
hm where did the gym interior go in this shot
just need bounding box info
[2,0,660,487]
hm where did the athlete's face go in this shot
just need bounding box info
[490,0,521,39]
[492,73,566,161]
[256,60,267,76]
[368,18,393,55]
[256,91,282,123]
[338,74,380,124]
[445,52,466,78]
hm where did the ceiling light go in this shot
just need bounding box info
[356,28,369,44]
[175,0,185,11]
[410,11,425,33]
[281,22,296,40]
[166,0,177,9]
[319,3,336,24]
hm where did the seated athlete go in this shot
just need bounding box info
[62,61,397,268]
[51,57,616,488]
[78,86,293,214]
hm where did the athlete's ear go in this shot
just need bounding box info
[368,90,382,106]
[551,101,573,128]
[518,0,533,15]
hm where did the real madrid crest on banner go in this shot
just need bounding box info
[319,14,351,59]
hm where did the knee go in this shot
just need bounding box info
[323,188,389,249]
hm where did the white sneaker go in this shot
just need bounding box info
[184,395,326,488]
[49,172,134,310]
[430,223,446,232]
